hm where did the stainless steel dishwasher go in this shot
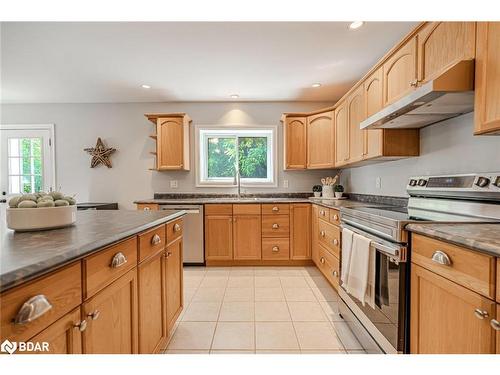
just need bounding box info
[160,204,204,265]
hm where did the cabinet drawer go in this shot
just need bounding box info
[318,207,329,221]
[1,262,82,343]
[262,215,290,237]
[262,238,290,260]
[84,237,138,299]
[166,218,183,244]
[233,204,261,215]
[205,204,232,215]
[318,219,341,258]
[318,245,340,290]
[137,203,159,211]
[138,224,166,262]
[412,234,496,299]
[262,203,290,215]
[329,209,340,226]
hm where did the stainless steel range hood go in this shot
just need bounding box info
[360,60,475,130]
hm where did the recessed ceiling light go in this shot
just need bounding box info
[230,94,239,99]
[141,84,151,89]
[349,21,364,30]
[312,83,322,88]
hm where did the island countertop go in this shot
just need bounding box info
[0,209,186,292]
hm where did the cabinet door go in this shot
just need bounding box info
[157,117,184,170]
[205,215,233,260]
[418,22,476,84]
[284,117,307,169]
[82,269,138,354]
[29,308,83,354]
[497,305,500,354]
[383,37,418,106]
[233,215,262,260]
[166,238,183,331]
[347,85,365,164]
[311,205,320,266]
[334,101,349,166]
[306,111,334,169]
[138,251,167,353]
[410,264,496,354]
[363,67,384,159]
[290,204,311,260]
[474,22,500,135]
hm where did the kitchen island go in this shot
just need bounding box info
[0,209,186,354]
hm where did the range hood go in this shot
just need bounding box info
[360,60,475,130]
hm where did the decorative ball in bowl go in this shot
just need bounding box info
[7,191,77,232]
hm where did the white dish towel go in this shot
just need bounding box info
[346,233,376,308]
[340,227,354,285]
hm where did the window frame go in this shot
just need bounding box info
[195,124,278,188]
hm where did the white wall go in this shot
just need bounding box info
[342,113,500,197]
[1,102,336,209]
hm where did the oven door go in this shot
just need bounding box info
[339,223,409,354]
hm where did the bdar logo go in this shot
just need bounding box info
[1,339,17,354]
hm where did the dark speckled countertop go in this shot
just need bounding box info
[0,209,185,292]
[406,223,500,257]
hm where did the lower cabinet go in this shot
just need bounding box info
[290,204,311,260]
[205,214,233,261]
[311,204,320,265]
[410,264,496,354]
[166,238,183,331]
[233,214,262,260]
[82,269,138,354]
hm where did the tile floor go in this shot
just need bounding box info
[163,266,366,354]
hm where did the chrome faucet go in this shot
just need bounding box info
[233,168,242,198]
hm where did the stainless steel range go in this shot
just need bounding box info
[338,172,500,354]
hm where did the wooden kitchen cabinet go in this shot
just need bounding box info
[383,36,418,106]
[363,67,384,159]
[417,22,476,84]
[306,111,335,169]
[290,203,311,260]
[496,304,500,353]
[165,238,183,331]
[347,85,365,164]
[205,214,234,261]
[136,203,160,211]
[334,100,349,167]
[311,205,320,266]
[233,214,262,260]
[283,116,307,169]
[474,22,500,135]
[82,269,138,354]
[410,264,496,354]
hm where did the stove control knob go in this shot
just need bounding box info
[409,179,417,186]
[475,177,490,188]
[493,176,500,188]
[417,179,427,187]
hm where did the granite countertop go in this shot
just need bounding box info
[308,197,378,210]
[134,197,311,204]
[406,223,500,257]
[0,209,186,292]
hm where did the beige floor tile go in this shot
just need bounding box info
[278,269,304,276]
[230,267,254,276]
[256,350,301,354]
[199,276,228,288]
[205,267,231,276]
[167,322,216,350]
[306,275,332,289]
[182,301,221,322]
[301,267,323,277]
[224,287,254,302]
[192,287,226,302]
[287,301,327,321]
[293,322,344,350]
[283,288,318,302]
[163,349,210,354]
[255,301,291,321]
[319,301,344,322]
[183,277,204,288]
[211,322,255,350]
[227,276,254,288]
[311,287,339,302]
[347,350,368,354]
[254,268,280,276]
[219,301,255,321]
[210,350,255,354]
[255,287,285,301]
[280,276,309,288]
[183,287,198,304]
[332,322,363,350]
[301,349,346,354]
[255,322,299,350]
[254,276,281,287]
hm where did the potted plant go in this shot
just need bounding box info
[312,185,322,197]
[334,184,344,199]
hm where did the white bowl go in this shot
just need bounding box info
[6,205,77,232]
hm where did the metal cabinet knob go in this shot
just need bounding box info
[320,210,325,216]
[272,206,279,212]
[431,250,451,266]
[151,234,161,245]
[333,239,339,246]
[410,79,419,87]
[320,257,325,264]
[74,319,87,332]
[320,230,325,237]
[14,295,53,325]
[332,270,338,277]
[474,308,489,320]
[87,310,100,320]
[174,223,181,232]
[333,214,339,221]
[165,251,173,258]
[272,246,279,252]
[272,223,279,229]
[110,252,127,268]
[490,319,500,331]
[143,207,151,211]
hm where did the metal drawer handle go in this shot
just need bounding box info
[320,230,325,237]
[74,319,87,332]
[333,214,339,221]
[14,295,53,325]
[272,223,280,229]
[272,206,279,212]
[151,234,162,245]
[143,207,151,211]
[333,238,339,246]
[320,257,325,264]
[174,223,181,232]
[431,250,451,266]
[490,319,500,331]
[165,251,173,258]
[111,252,127,268]
[332,270,338,278]
[87,310,100,320]
[272,246,279,252]
[320,210,325,216]
[474,308,489,320]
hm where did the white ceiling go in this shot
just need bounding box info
[1,22,417,103]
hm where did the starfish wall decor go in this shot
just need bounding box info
[84,137,117,168]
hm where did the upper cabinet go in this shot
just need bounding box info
[474,22,500,135]
[283,116,307,169]
[347,85,365,164]
[306,111,334,169]
[334,101,349,167]
[145,113,192,171]
[383,36,418,106]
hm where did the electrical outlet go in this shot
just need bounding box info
[283,180,289,188]
[375,177,382,189]
[170,180,178,189]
